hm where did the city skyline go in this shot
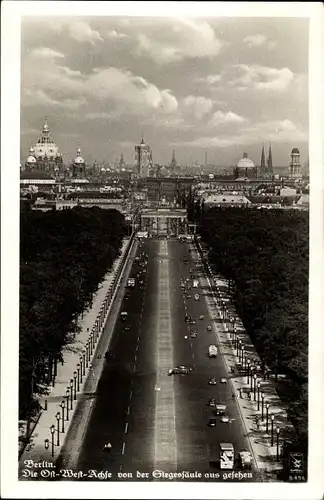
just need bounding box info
[21,17,309,166]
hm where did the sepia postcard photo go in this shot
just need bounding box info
[1,1,324,499]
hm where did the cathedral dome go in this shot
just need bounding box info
[74,148,85,164]
[237,152,255,169]
[291,148,300,154]
[26,155,37,164]
[33,117,60,159]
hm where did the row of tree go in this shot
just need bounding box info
[20,206,127,422]
[193,206,308,453]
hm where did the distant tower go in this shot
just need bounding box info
[119,153,126,171]
[134,134,153,178]
[260,146,266,176]
[289,148,302,180]
[170,149,177,173]
[267,144,273,175]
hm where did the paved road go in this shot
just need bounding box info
[73,238,255,482]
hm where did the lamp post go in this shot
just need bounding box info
[241,345,245,365]
[77,363,81,391]
[65,389,70,420]
[257,382,261,410]
[69,379,74,409]
[60,401,65,433]
[44,438,49,452]
[247,359,251,384]
[250,369,254,392]
[271,415,275,446]
[266,403,270,433]
[55,413,60,446]
[276,427,280,460]
[79,356,83,384]
[73,371,77,400]
[261,393,265,421]
[253,374,257,401]
[82,349,86,375]
[50,425,55,457]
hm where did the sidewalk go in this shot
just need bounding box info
[192,240,294,481]
[19,236,134,473]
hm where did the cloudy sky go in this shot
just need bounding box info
[20,16,309,166]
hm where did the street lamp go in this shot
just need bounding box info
[266,403,270,433]
[60,401,65,433]
[44,438,49,452]
[253,374,257,401]
[276,427,280,460]
[250,369,254,392]
[257,382,261,410]
[65,389,70,420]
[77,363,81,391]
[241,345,245,365]
[73,371,77,400]
[261,393,265,421]
[86,342,90,366]
[55,412,60,446]
[271,415,275,446]
[79,356,83,384]
[50,425,55,457]
[82,349,86,375]
[247,359,251,383]
[69,379,74,409]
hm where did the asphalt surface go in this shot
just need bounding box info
[75,238,256,482]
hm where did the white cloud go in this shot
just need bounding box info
[108,30,128,39]
[68,21,103,45]
[244,35,278,50]
[174,118,308,148]
[136,19,225,63]
[208,110,247,127]
[30,47,65,59]
[244,35,267,47]
[229,64,295,92]
[23,89,86,110]
[22,48,178,118]
[183,95,214,119]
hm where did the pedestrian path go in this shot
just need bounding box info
[192,240,294,481]
[19,236,134,473]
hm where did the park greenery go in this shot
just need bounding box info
[20,206,127,423]
[191,204,308,453]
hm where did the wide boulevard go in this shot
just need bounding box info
[63,238,255,481]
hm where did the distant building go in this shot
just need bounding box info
[234,152,258,179]
[289,148,302,181]
[170,150,177,175]
[134,135,153,178]
[24,117,63,177]
[72,148,86,178]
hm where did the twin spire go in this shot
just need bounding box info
[260,144,273,175]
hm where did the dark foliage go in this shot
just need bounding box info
[197,207,308,452]
[20,207,127,420]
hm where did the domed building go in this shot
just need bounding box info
[24,146,37,171]
[289,147,302,180]
[72,148,86,178]
[234,152,258,179]
[24,117,63,176]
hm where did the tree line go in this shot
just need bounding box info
[192,205,308,453]
[20,206,127,423]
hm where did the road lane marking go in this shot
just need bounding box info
[122,442,126,455]
[154,242,177,469]
[134,354,137,362]
[125,422,128,434]
[127,405,130,416]
[129,390,133,400]
[135,344,138,351]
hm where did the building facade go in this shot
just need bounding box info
[134,136,153,178]
[289,148,302,181]
[24,117,63,176]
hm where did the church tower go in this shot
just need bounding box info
[260,145,266,176]
[267,145,273,175]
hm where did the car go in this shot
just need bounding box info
[208,377,217,385]
[199,315,204,320]
[186,294,192,299]
[124,325,130,331]
[168,366,192,375]
[185,315,190,323]
[190,331,197,338]
[190,319,196,324]
[207,325,212,331]
[208,398,216,407]
[221,414,230,423]
[207,418,217,427]
[220,377,227,383]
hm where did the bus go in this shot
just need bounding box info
[220,443,234,470]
